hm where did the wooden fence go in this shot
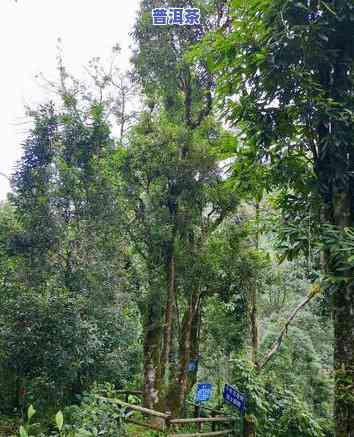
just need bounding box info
[97,393,236,436]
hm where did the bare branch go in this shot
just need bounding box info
[257,281,321,372]
[0,172,9,181]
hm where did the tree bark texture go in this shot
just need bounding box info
[143,289,163,410]
[332,190,354,437]
[166,289,200,416]
[315,56,354,435]
[244,416,256,437]
[159,254,176,387]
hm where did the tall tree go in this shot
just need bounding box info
[129,0,237,415]
[109,107,238,415]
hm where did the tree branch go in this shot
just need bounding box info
[257,281,321,372]
[0,172,9,181]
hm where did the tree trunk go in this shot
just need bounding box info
[166,290,199,416]
[314,55,354,433]
[143,290,163,410]
[245,203,260,437]
[158,253,176,411]
[332,188,354,436]
[187,305,201,395]
[244,416,256,437]
[251,203,260,366]
[250,283,259,367]
[333,281,354,437]
[160,254,176,385]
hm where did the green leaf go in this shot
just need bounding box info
[19,426,28,437]
[347,255,354,263]
[27,405,36,422]
[55,411,64,431]
[76,429,93,437]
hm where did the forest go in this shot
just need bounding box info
[0,1,353,436]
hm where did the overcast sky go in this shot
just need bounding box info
[0,0,141,200]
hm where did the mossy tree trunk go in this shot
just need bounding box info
[143,289,163,410]
[244,417,256,437]
[315,57,354,436]
[332,189,354,436]
[166,289,200,417]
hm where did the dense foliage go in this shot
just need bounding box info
[1,1,353,436]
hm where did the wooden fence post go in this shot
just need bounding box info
[165,414,172,435]
[211,410,216,432]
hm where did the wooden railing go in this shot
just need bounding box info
[96,394,236,436]
[96,396,170,432]
[168,416,235,437]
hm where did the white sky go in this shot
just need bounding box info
[0,0,141,200]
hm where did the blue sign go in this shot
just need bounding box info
[188,360,198,372]
[195,383,212,403]
[152,8,201,26]
[307,9,323,23]
[223,384,246,413]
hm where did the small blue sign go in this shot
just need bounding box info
[188,360,198,372]
[223,384,246,413]
[195,383,212,403]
